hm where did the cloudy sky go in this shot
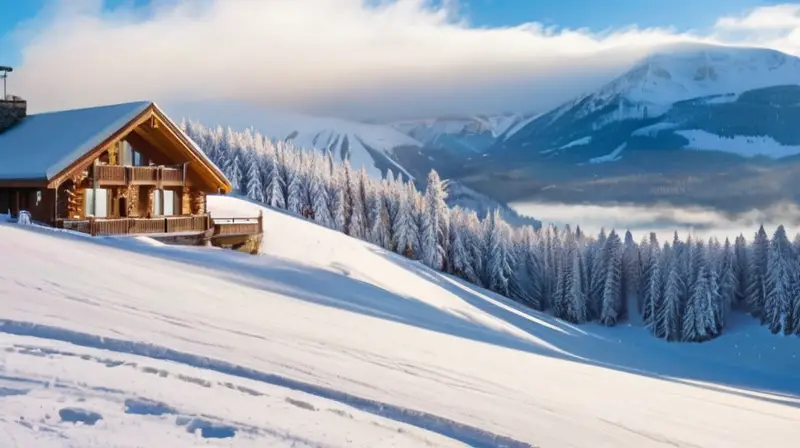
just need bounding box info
[1,0,798,120]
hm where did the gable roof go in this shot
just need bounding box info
[0,101,231,192]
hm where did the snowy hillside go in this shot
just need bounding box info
[496,44,800,165]
[1,196,799,447]
[164,100,420,180]
[392,113,534,154]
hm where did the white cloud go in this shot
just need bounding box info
[4,0,800,120]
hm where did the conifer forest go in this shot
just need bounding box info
[181,120,800,343]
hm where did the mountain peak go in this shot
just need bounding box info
[600,44,800,106]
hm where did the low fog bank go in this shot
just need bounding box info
[510,200,800,243]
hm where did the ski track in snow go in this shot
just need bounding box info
[0,319,532,448]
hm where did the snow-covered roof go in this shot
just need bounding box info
[0,101,151,181]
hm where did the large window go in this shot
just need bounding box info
[153,189,177,216]
[120,141,146,166]
[85,188,108,218]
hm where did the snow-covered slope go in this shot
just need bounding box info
[164,100,420,180]
[392,113,534,154]
[497,44,800,164]
[1,196,799,447]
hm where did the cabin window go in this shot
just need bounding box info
[152,189,177,216]
[120,141,146,166]
[85,188,108,218]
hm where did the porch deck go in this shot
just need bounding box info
[57,213,263,238]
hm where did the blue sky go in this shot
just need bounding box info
[0,0,781,65]
[462,0,778,30]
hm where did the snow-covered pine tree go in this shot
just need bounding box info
[382,170,399,251]
[642,246,663,334]
[564,243,589,323]
[733,234,749,308]
[716,238,737,330]
[746,225,769,320]
[264,145,285,210]
[448,208,479,284]
[600,230,624,326]
[510,226,544,309]
[484,210,513,296]
[764,225,794,334]
[588,229,609,319]
[658,256,683,341]
[681,265,718,342]
[392,182,414,257]
[622,230,640,322]
[420,170,449,271]
[367,180,391,249]
[245,150,264,203]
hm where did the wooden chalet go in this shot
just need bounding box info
[0,99,261,243]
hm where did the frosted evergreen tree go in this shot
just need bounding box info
[367,181,391,249]
[681,266,718,342]
[392,183,415,257]
[642,248,663,334]
[342,161,365,238]
[265,148,285,210]
[420,170,449,271]
[465,210,486,287]
[764,225,794,334]
[448,208,479,284]
[509,226,544,309]
[382,170,399,250]
[658,258,684,341]
[588,229,609,319]
[622,230,640,322]
[325,169,346,232]
[746,225,769,320]
[733,234,749,308]
[564,245,589,323]
[484,210,513,296]
[716,238,736,329]
[245,151,264,203]
[311,171,333,228]
[600,231,624,326]
[357,168,373,235]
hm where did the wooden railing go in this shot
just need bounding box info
[57,213,264,240]
[211,214,263,237]
[57,215,211,236]
[92,165,184,186]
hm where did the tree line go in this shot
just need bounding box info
[181,120,800,342]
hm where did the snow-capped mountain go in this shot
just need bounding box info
[164,100,422,180]
[496,44,800,165]
[392,113,537,154]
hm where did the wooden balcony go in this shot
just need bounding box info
[56,213,263,239]
[58,215,211,236]
[91,164,185,187]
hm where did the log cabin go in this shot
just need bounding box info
[0,98,236,237]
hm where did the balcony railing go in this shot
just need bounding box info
[58,215,211,236]
[91,164,185,186]
[57,213,263,238]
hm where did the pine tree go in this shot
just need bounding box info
[658,258,683,341]
[421,170,449,271]
[448,208,479,284]
[484,210,513,296]
[681,266,718,342]
[600,231,624,326]
[733,234,749,309]
[764,225,794,334]
[588,229,609,319]
[746,225,769,320]
[622,230,640,322]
